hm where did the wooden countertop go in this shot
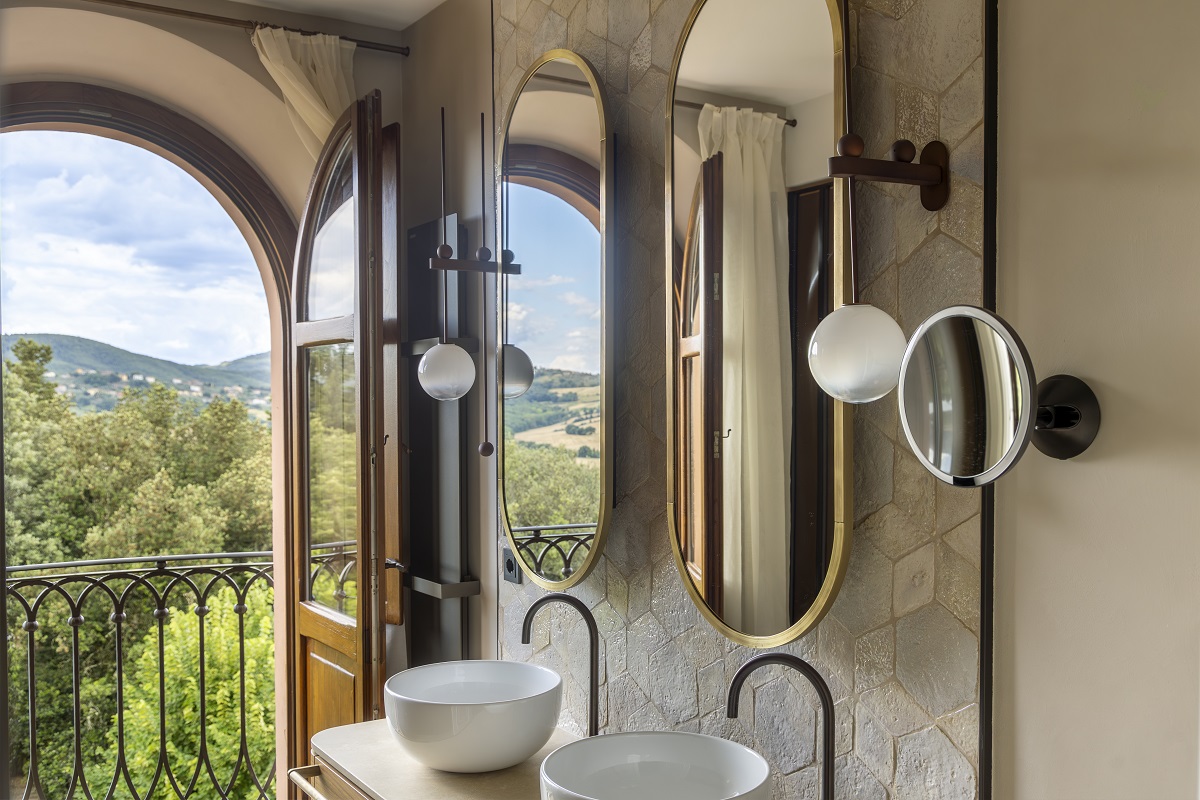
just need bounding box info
[310,719,577,800]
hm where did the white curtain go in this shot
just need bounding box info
[252,26,356,159]
[698,104,791,634]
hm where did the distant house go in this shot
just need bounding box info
[146,376,156,383]
[172,378,183,384]
[132,374,144,381]
[43,371,55,378]
[190,385,203,393]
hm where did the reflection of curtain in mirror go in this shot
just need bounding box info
[699,105,790,634]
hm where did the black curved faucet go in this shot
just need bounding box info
[521,592,600,737]
[727,653,835,800]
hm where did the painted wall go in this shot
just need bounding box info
[493,0,987,796]
[995,0,1200,797]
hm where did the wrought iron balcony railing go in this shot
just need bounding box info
[4,544,355,800]
[510,523,596,579]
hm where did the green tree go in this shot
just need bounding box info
[111,584,276,800]
[84,469,228,560]
[8,338,58,401]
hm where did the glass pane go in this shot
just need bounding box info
[306,342,357,617]
[306,135,355,320]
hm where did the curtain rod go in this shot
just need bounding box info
[76,0,410,55]
[531,73,797,127]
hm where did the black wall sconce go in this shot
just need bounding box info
[828,132,950,211]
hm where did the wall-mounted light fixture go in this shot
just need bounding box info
[419,109,521,457]
[807,133,951,404]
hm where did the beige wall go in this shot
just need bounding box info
[995,0,1200,797]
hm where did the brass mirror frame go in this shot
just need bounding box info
[663,0,854,647]
[497,49,614,590]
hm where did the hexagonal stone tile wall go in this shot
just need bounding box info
[494,0,985,795]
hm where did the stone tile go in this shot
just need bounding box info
[938,703,980,768]
[829,537,892,636]
[607,672,649,732]
[574,558,607,608]
[651,556,698,638]
[576,31,609,82]
[940,58,984,148]
[629,23,652,87]
[626,698,670,731]
[893,446,936,531]
[585,0,606,38]
[630,66,667,113]
[776,766,819,800]
[856,702,897,786]
[856,183,897,289]
[895,186,940,263]
[649,640,698,723]
[607,41,630,93]
[864,0,917,19]
[859,681,932,737]
[896,604,977,717]
[531,9,568,55]
[855,625,895,691]
[858,503,934,563]
[935,541,979,633]
[651,0,693,72]
[854,415,894,522]
[858,0,982,93]
[851,68,897,157]
[697,659,725,717]
[896,82,939,147]
[699,710,756,751]
[835,697,854,757]
[606,629,627,676]
[895,726,977,800]
[607,565,630,620]
[951,124,984,186]
[753,677,817,774]
[936,481,980,533]
[894,542,935,617]
[941,178,983,254]
[819,614,855,691]
[944,514,981,570]
[898,234,982,336]
[834,754,889,800]
[674,625,723,669]
[608,0,648,48]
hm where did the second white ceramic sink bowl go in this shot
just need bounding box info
[540,731,771,800]
[384,660,561,773]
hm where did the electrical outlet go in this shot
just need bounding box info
[502,547,522,584]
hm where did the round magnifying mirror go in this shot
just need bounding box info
[899,306,1036,486]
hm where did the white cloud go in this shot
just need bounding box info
[519,274,574,288]
[1,130,268,364]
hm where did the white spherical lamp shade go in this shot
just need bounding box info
[418,343,476,401]
[502,344,534,399]
[808,303,907,403]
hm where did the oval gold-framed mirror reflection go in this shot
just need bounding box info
[498,50,614,590]
[665,0,853,647]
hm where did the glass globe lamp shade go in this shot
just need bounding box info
[808,303,907,403]
[502,344,534,399]
[418,343,476,401]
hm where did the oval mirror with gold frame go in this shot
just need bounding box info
[665,0,853,646]
[498,50,613,590]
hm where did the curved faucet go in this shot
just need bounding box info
[521,592,599,736]
[727,653,834,800]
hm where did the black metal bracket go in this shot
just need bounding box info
[385,558,481,599]
[1032,374,1101,460]
[828,133,951,211]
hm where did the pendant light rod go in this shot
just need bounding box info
[439,107,450,344]
[847,176,859,305]
[478,111,495,457]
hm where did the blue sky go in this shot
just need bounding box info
[505,183,601,374]
[0,130,269,366]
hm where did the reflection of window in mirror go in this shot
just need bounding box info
[502,178,601,583]
[669,0,842,639]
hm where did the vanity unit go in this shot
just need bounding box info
[293,721,575,800]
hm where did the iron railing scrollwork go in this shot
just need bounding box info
[5,544,356,800]
[510,523,596,579]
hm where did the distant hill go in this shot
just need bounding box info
[2,334,271,415]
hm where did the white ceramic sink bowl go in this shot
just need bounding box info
[384,660,561,773]
[540,731,771,800]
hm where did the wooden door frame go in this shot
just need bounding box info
[0,80,300,790]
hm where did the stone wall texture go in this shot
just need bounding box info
[494,0,986,796]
